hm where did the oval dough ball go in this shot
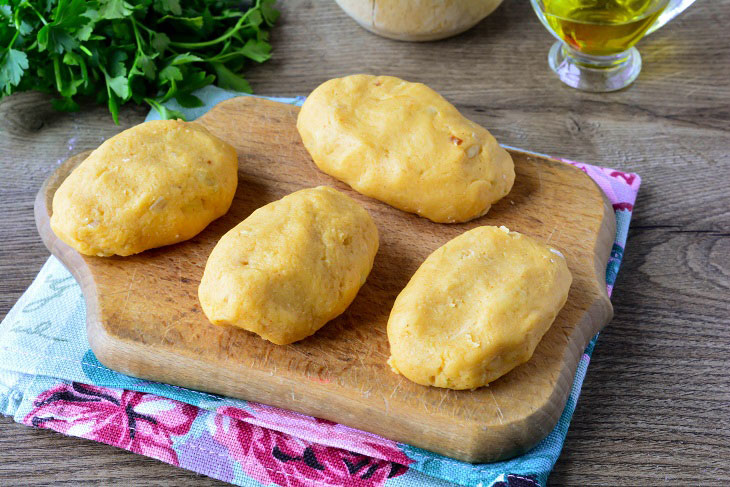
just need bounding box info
[387,226,572,390]
[51,120,238,257]
[198,186,379,345]
[296,74,515,223]
[335,0,504,42]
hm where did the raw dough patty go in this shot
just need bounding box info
[296,75,515,223]
[387,226,572,390]
[198,186,379,345]
[51,120,238,256]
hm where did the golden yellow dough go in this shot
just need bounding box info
[51,120,238,257]
[296,74,515,223]
[387,226,572,390]
[198,186,379,345]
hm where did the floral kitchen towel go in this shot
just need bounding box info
[0,87,641,487]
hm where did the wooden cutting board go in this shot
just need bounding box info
[35,97,615,463]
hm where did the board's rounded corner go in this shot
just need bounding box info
[591,188,618,321]
[562,158,616,335]
[458,407,560,463]
[34,150,116,373]
[86,311,115,367]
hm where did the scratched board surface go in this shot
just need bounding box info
[36,97,615,463]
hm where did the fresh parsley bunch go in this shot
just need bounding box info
[0,0,279,123]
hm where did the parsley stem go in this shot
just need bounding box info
[168,12,254,49]
[203,51,242,63]
[210,13,244,20]
[130,18,144,54]
[7,31,19,50]
[135,23,157,36]
[52,56,63,93]
[23,1,48,26]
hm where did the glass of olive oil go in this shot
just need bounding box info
[531,0,696,91]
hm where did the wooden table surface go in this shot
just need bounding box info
[1,1,727,485]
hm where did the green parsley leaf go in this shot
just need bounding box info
[170,53,203,65]
[150,32,170,52]
[153,0,182,16]
[107,91,120,124]
[174,69,214,94]
[98,0,133,20]
[211,62,252,93]
[159,64,182,82]
[75,23,94,41]
[0,49,29,93]
[261,0,280,25]
[174,92,204,108]
[63,51,89,86]
[18,20,35,36]
[37,25,78,53]
[53,0,89,30]
[145,97,185,121]
[82,8,100,22]
[157,14,205,31]
[240,38,271,63]
[131,52,157,80]
[109,50,128,77]
[106,73,130,99]
[247,10,263,28]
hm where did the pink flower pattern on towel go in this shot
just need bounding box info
[212,406,410,486]
[246,402,415,463]
[23,382,197,466]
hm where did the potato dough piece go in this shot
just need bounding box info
[387,226,572,390]
[198,186,379,345]
[296,74,514,223]
[335,0,504,42]
[51,120,238,257]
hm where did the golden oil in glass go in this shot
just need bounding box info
[542,0,669,56]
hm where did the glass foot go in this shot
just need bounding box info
[548,42,642,92]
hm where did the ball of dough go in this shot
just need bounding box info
[335,0,504,41]
[387,226,572,390]
[296,74,514,223]
[198,186,379,345]
[51,120,238,257]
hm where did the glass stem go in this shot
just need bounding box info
[562,44,632,69]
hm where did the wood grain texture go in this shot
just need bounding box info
[35,96,614,463]
[1,0,728,484]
